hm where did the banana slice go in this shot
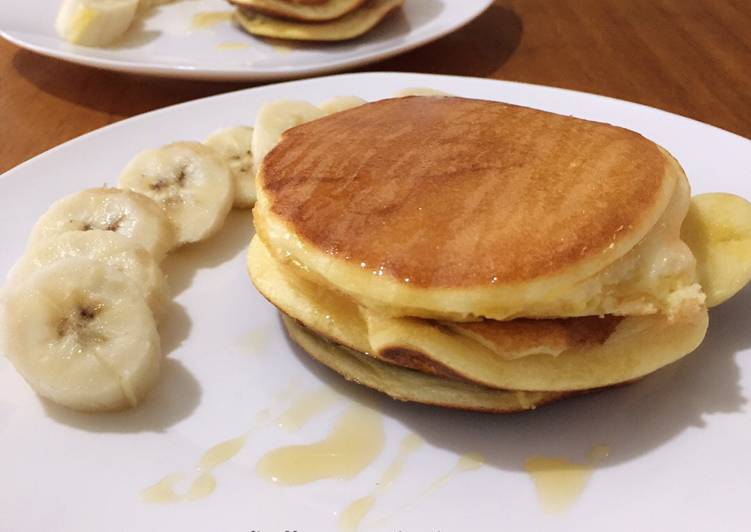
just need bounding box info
[392,88,451,97]
[10,230,167,318]
[252,100,325,174]
[319,96,367,115]
[682,193,751,307]
[1,257,161,412]
[205,126,256,209]
[118,141,234,246]
[55,0,139,47]
[28,187,175,261]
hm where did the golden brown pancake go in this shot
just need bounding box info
[363,310,707,392]
[443,316,624,360]
[230,0,366,22]
[255,96,702,321]
[247,236,709,392]
[234,0,403,41]
[282,315,570,413]
[245,95,751,413]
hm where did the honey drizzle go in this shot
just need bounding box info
[216,42,250,50]
[191,11,233,29]
[525,445,610,513]
[142,386,340,503]
[369,452,486,529]
[338,433,424,531]
[142,435,247,503]
[256,405,385,486]
[277,389,339,432]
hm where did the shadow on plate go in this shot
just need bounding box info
[42,358,202,433]
[370,3,523,78]
[163,209,255,296]
[360,0,444,45]
[160,299,193,354]
[285,286,750,471]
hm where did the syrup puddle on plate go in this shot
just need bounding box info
[143,387,348,502]
[338,433,424,532]
[368,452,485,530]
[142,473,184,503]
[216,42,250,51]
[263,38,297,55]
[234,327,271,355]
[272,44,294,55]
[142,388,384,505]
[525,445,610,513]
[191,11,233,30]
[277,388,339,432]
[256,405,385,486]
[422,452,485,496]
[142,435,247,503]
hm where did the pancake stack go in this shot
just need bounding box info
[230,0,404,41]
[248,95,749,412]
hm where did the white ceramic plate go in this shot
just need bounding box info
[2,73,751,532]
[0,0,491,80]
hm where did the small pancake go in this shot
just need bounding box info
[282,315,569,413]
[234,0,403,41]
[255,96,701,320]
[247,236,709,392]
[230,0,367,22]
[364,309,708,392]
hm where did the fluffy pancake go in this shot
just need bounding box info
[282,315,569,413]
[255,96,702,321]
[248,236,709,392]
[443,316,623,360]
[230,0,367,22]
[363,309,707,392]
[234,0,403,41]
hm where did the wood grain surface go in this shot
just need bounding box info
[1,0,750,173]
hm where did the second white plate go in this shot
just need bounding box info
[0,0,492,80]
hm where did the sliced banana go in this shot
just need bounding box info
[252,100,325,174]
[205,126,256,209]
[319,95,367,115]
[392,87,451,97]
[682,193,751,307]
[55,0,139,47]
[10,230,167,318]
[28,187,175,261]
[1,257,161,412]
[118,141,234,246]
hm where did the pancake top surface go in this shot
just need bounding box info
[260,96,671,288]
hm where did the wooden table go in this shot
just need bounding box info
[2,0,750,174]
